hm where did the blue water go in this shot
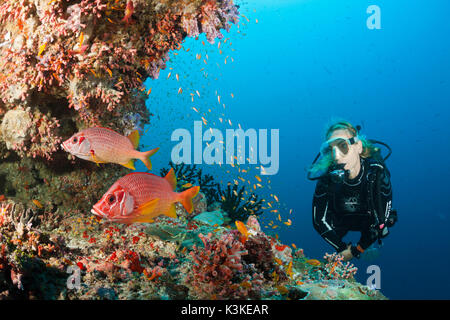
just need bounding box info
[140,0,450,299]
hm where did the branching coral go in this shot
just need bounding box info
[322,252,358,280]
[297,252,358,283]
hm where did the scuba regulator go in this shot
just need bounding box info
[328,163,349,184]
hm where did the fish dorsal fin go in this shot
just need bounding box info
[165,203,177,219]
[136,198,159,217]
[127,130,140,149]
[164,168,177,191]
[121,159,135,170]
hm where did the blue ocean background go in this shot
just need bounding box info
[139,0,450,299]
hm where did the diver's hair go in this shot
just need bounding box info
[308,119,381,178]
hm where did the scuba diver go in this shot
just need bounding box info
[308,121,397,261]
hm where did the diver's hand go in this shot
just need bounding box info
[340,244,354,261]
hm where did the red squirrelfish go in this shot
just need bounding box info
[122,0,134,24]
[91,169,200,224]
[61,127,159,170]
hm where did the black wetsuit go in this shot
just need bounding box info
[312,157,393,254]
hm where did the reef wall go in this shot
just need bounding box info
[0,0,238,210]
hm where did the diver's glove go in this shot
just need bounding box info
[386,209,398,228]
[350,243,365,259]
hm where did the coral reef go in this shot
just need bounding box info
[0,202,69,299]
[0,198,387,300]
[184,231,264,299]
[0,0,240,216]
[0,0,239,200]
[243,233,288,282]
[0,0,239,130]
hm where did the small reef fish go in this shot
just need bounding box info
[122,0,134,24]
[235,220,249,242]
[61,127,159,170]
[91,169,200,224]
[38,42,47,56]
[32,199,44,209]
[306,259,321,266]
[286,261,293,279]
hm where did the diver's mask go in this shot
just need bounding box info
[320,136,359,183]
[307,127,392,182]
[319,136,360,158]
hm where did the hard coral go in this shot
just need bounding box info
[322,252,358,280]
[0,200,68,299]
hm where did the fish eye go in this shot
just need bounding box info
[73,137,78,143]
[108,195,115,203]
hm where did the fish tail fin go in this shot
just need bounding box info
[178,186,200,213]
[140,147,159,171]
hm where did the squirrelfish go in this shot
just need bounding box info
[91,169,200,224]
[61,127,159,170]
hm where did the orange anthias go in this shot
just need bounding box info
[235,220,249,242]
[91,168,200,224]
[122,0,134,24]
[61,127,159,170]
[306,259,321,266]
